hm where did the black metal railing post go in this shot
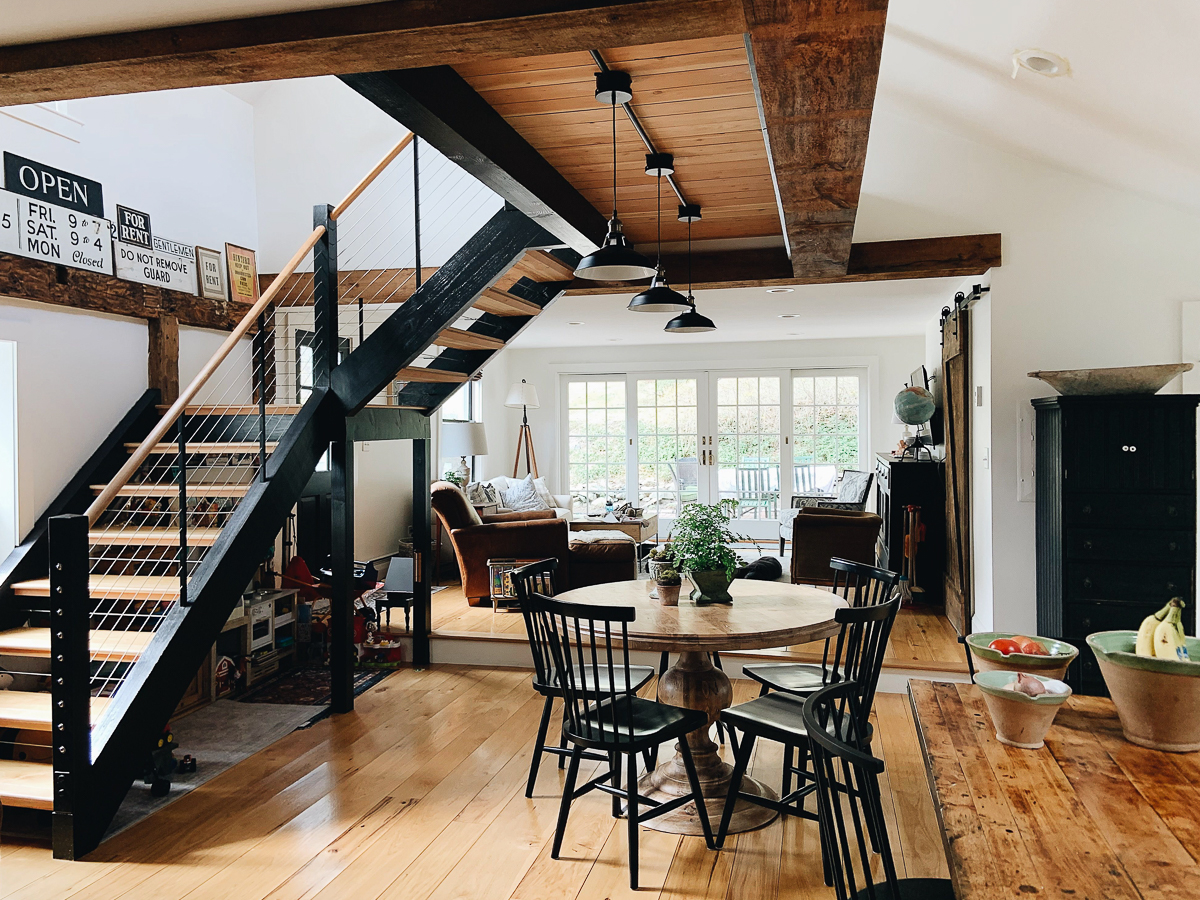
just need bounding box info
[50,513,92,860]
[413,136,422,290]
[256,312,269,481]
[176,412,189,606]
[312,204,338,387]
[412,437,432,669]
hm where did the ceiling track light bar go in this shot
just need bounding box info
[589,49,691,210]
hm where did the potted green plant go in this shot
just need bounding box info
[667,499,744,605]
[443,470,465,488]
[655,567,682,606]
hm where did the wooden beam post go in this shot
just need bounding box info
[147,315,180,405]
[412,437,432,669]
[329,428,355,714]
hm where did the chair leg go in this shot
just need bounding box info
[526,695,555,798]
[779,536,785,555]
[610,752,623,818]
[626,752,640,890]
[642,746,656,772]
[558,710,569,769]
[552,745,583,859]
[659,651,670,676]
[678,738,715,849]
[716,729,756,849]
[781,744,795,802]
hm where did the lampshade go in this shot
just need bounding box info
[505,380,540,409]
[574,218,656,281]
[664,298,716,334]
[441,421,488,458]
[628,268,690,313]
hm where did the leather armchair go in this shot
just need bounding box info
[431,482,570,606]
[789,507,883,586]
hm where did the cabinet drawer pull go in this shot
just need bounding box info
[1083,578,1092,589]
[1081,505,1093,515]
[1082,540,1093,551]
[1082,618,1092,630]
[1169,542,1178,552]
[1167,582,1177,592]
[1168,506,1178,516]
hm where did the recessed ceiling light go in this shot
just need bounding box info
[778,314,800,319]
[766,287,794,294]
[567,321,585,326]
[608,338,621,342]
[1012,49,1070,79]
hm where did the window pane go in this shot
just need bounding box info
[636,377,698,517]
[793,372,863,486]
[567,378,628,515]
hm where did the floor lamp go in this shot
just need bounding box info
[505,379,540,478]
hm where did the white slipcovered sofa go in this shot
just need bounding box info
[484,475,574,521]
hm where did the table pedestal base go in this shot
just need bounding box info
[638,650,779,836]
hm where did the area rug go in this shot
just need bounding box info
[237,662,389,706]
[103,699,317,839]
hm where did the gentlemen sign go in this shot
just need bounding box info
[115,233,198,294]
[0,188,113,274]
[3,152,105,218]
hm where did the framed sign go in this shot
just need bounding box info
[3,151,104,217]
[225,243,259,305]
[196,246,225,301]
[115,205,152,248]
[0,188,112,275]
[115,233,198,294]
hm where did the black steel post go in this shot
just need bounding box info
[50,514,92,860]
[176,411,189,606]
[329,425,355,712]
[256,312,269,481]
[412,437,432,669]
[413,136,422,290]
[312,204,338,387]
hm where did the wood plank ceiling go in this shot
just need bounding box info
[456,35,779,248]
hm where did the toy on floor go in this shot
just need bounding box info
[144,724,179,797]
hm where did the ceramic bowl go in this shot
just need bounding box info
[1028,363,1193,396]
[974,671,1073,749]
[1087,631,1200,752]
[966,632,1078,680]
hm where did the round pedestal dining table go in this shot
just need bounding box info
[552,578,844,836]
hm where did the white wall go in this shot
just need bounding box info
[496,335,928,499]
[970,294,993,632]
[856,105,1200,633]
[0,340,16,552]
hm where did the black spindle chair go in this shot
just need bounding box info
[715,595,899,846]
[531,591,715,889]
[512,559,656,798]
[802,681,955,900]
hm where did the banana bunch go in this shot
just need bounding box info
[1136,597,1190,662]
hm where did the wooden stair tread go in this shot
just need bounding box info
[0,759,53,810]
[89,527,222,546]
[14,574,179,602]
[0,627,153,662]
[126,442,278,454]
[395,367,469,384]
[432,328,506,352]
[473,287,542,317]
[511,249,575,283]
[91,482,251,497]
[0,692,109,731]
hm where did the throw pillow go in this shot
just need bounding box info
[533,477,556,510]
[466,481,500,508]
[836,470,871,503]
[501,474,548,513]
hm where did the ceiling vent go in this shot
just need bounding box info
[1012,49,1071,79]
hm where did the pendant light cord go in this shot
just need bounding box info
[611,97,618,220]
[656,171,662,269]
[688,215,693,298]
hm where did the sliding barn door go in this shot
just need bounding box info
[941,308,972,635]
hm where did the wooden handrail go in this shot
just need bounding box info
[330,132,414,221]
[86,226,326,524]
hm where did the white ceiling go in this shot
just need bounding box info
[509,277,965,349]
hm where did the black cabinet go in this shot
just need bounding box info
[874,454,945,605]
[1034,395,1198,696]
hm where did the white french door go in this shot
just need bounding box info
[562,367,867,535]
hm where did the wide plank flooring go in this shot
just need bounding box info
[2,665,949,900]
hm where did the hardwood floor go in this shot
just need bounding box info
[430,582,969,673]
[1,666,949,900]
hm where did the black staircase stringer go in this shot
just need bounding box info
[0,389,161,627]
[76,387,341,858]
[330,206,562,416]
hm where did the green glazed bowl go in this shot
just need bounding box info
[973,670,1072,705]
[966,632,1078,679]
[973,671,1072,749]
[1086,630,1200,677]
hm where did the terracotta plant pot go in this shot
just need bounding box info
[1088,631,1200,752]
[688,569,733,605]
[974,671,1072,750]
[657,583,681,606]
[966,632,1079,680]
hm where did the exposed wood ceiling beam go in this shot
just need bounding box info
[563,233,1001,293]
[744,0,889,278]
[0,0,745,106]
[342,66,608,254]
[0,253,245,329]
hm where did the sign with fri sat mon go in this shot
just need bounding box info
[114,233,198,295]
[225,243,259,305]
[0,188,113,275]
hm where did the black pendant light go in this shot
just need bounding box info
[628,152,690,313]
[665,204,716,333]
[574,70,657,282]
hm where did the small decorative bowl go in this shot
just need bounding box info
[1088,631,1200,752]
[966,632,1079,680]
[974,671,1072,749]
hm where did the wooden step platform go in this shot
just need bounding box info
[89,527,222,547]
[0,759,53,810]
[0,627,153,662]
[509,249,576,283]
[14,574,179,603]
[394,367,469,384]
[91,482,251,498]
[432,328,506,351]
[0,692,109,731]
[127,442,278,454]
[473,287,541,317]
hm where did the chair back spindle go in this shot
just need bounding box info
[511,559,559,690]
